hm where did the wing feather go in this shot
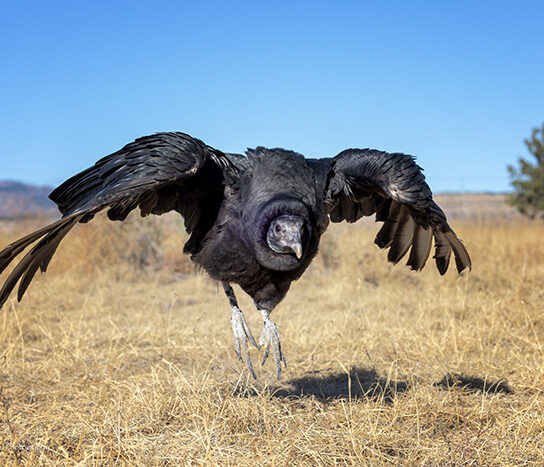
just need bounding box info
[0,132,241,309]
[444,230,471,274]
[375,202,402,249]
[326,148,471,275]
[387,207,416,264]
[406,226,433,271]
[17,217,80,300]
[433,229,452,275]
[0,216,81,307]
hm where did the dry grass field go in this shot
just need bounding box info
[0,194,543,465]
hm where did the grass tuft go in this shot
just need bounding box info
[0,197,543,465]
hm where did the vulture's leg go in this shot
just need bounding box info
[254,302,287,380]
[223,282,259,379]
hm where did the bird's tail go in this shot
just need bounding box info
[0,215,82,309]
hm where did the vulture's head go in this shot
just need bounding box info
[244,195,314,271]
[266,215,305,259]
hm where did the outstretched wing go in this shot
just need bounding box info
[326,148,471,274]
[0,132,239,308]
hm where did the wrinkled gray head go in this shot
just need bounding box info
[266,214,305,259]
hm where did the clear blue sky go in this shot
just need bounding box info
[1,1,543,192]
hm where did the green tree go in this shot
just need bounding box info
[508,123,544,218]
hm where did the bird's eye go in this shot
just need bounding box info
[274,224,282,234]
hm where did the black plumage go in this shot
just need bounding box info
[0,132,471,379]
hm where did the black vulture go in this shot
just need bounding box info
[0,132,471,379]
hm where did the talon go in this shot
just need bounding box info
[231,306,258,379]
[259,311,286,380]
[241,335,257,379]
[242,317,259,350]
[261,346,270,366]
[246,353,257,380]
[234,340,242,362]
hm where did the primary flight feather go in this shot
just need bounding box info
[0,132,471,379]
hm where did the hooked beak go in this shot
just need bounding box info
[286,228,303,259]
[290,242,303,259]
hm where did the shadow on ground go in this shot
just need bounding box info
[232,368,513,402]
[434,373,513,395]
[235,367,410,403]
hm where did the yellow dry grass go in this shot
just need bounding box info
[0,206,543,465]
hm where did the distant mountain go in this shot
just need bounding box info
[0,181,57,218]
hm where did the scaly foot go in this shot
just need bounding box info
[259,310,287,380]
[231,306,259,379]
